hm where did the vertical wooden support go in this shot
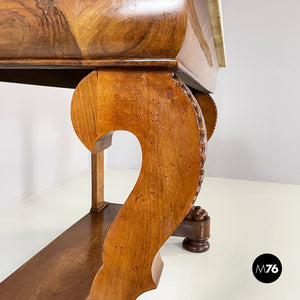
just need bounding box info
[71,68,207,299]
[91,152,107,212]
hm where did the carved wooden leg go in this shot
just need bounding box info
[89,89,216,256]
[71,68,207,299]
[172,91,217,253]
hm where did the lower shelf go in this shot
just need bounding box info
[0,203,121,300]
[0,201,209,299]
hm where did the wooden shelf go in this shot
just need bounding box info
[0,199,209,299]
[0,203,121,300]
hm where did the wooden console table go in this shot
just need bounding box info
[0,0,226,299]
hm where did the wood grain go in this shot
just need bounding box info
[71,68,207,299]
[0,0,187,60]
[91,152,107,213]
[0,204,121,300]
[0,0,225,92]
[0,202,210,299]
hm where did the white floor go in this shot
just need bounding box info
[0,169,299,300]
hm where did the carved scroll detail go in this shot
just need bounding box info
[71,69,207,299]
[173,77,207,203]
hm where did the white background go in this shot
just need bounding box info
[1,0,300,210]
[0,85,89,210]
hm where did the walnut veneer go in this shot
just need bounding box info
[0,0,225,92]
[0,0,225,299]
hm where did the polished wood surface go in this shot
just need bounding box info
[0,203,121,300]
[0,0,225,92]
[0,0,186,59]
[0,1,225,297]
[71,68,207,299]
[0,202,210,299]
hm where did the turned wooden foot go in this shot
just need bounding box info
[181,206,210,253]
[183,238,209,253]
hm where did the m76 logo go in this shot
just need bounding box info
[252,254,282,283]
[255,264,279,274]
